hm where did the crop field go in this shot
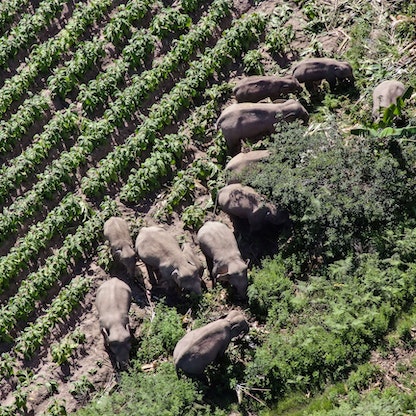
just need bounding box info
[0,0,415,414]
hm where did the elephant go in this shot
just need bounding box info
[103,217,136,277]
[225,149,270,183]
[216,100,309,155]
[217,183,290,233]
[197,221,248,298]
[173,310,249,377]
[292,57,354,93]
[135,226,203,295]
[372,80,406,120]
[95,278,132,369]
[233,75,303,102]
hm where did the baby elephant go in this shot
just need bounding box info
[372,80,405,120]
[103,217,136,277]
[135,226,203,295]
[233,75,302,102]
[292,57,354,93]
[96,278,132,369]
[217,183,290,233]
[216,100,309,155]
[197,221,248,299]
[173,310,249,378]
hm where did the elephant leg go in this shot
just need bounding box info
[145,263,158,286]
[205,256,214,287]
[326,75,337,91]
[305,80,316,94]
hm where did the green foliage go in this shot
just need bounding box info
[346,363,382,391]
[306,388,416,416]
[150,8,191,38]
[351,86,416,138]
[182,205,206,230]
[243,49,264,75]
[244,246,416,403]
[51,329,86,365]
[135,303,185,363]
[301,0,329,33]
[266,25,294,55]
[70,376,95,403]
[247,255,294,322]
[242,122,416,262]
[76,362,227,416]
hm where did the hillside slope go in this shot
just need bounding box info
[0,0,415,414]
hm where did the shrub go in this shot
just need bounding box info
[247,255,294,322]
[76,362,227,416]
[241,122,416,265]
[346,363,382,391]
[135,303,185,363]
[244,251,416,403]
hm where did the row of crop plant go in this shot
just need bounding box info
[0,0,70,67]
[119,83,232,203]
[0,0,30,33]
[0,198,117,343]
[0,194,89,293]
[0,0,221,211]
[0,0,112,117]
[0,93,51,155]
[0,109,80,206]
[0,0,146,149]
[0,0,230,243]
[81,0,253,196]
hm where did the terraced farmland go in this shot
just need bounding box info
[0,0,415,415]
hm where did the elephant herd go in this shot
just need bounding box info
[97,216,251,375]
[95,56,408,377]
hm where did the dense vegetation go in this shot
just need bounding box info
[0,0,415,414]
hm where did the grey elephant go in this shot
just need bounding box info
[292,57,354,93]
[135,226,202,295]
[233,75,302,102]
[216,100,309,155]
[217,183,290,233]
[173,310,249,377]
[372,80,405,120]
[95,278,132,369]
[225,150,270,183]
[103,217,136,277]
[197,221,248,298]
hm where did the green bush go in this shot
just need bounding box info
[346,363,382,392]
[247,255,294,322]
[241,122,416,264]
[75,362,227,416]
[135,303,185,363]
[306,388,416,416]
[244,250,416,402]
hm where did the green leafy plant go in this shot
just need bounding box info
[243,49,264,75]
[351,86,416,138]
[51,329,86,365]
[75,362,227,416]
[136,303,185,363]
